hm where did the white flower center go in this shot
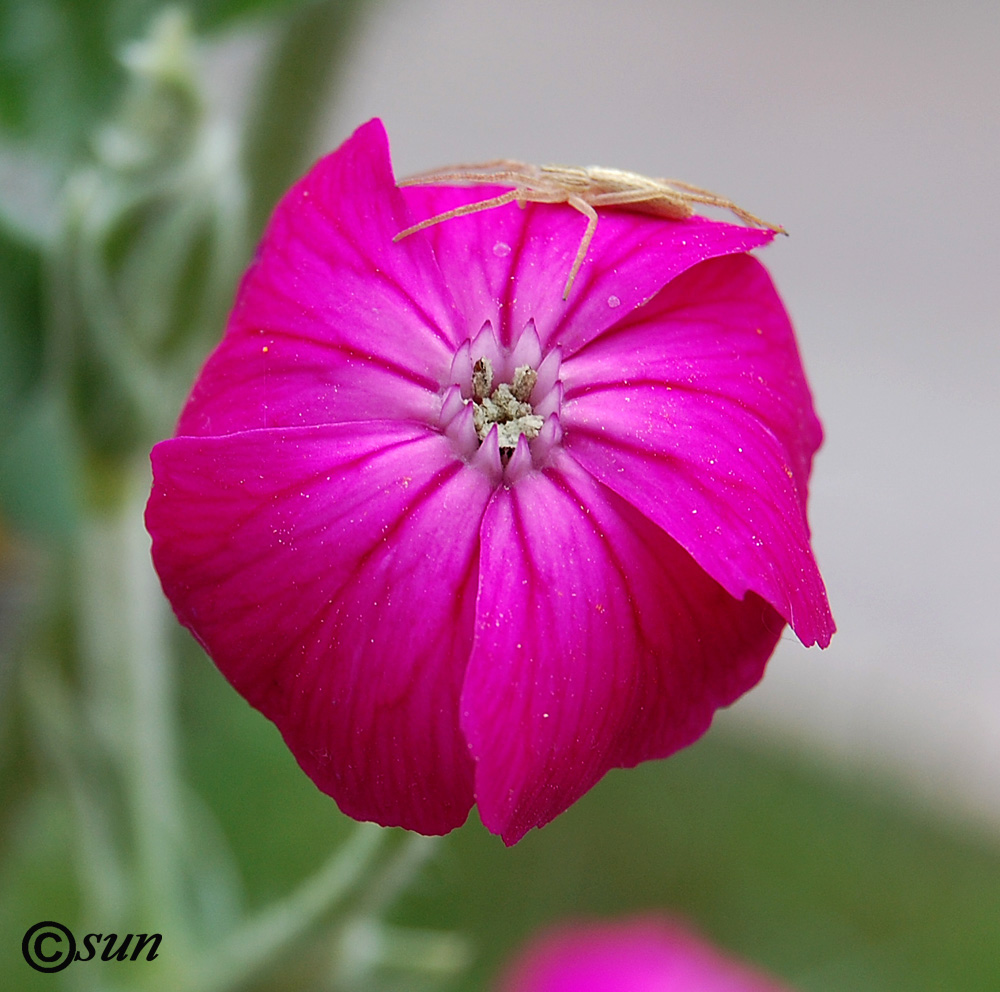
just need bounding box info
[438,319,563,482]
[469,357,544,451]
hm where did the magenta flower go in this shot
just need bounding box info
[146,119,833,844]
[497,917,797,992]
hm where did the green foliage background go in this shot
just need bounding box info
[6,644,1000,990]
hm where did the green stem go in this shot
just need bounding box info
[76,459,185,932]
[191,822,388,992]
[122,462,184,928]
[355,833,442,918]
[243,0,366,240]
[20,658,129,920]
[332,834,470,986]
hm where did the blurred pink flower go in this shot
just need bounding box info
[146,119,833,844]
[498,917,796,992]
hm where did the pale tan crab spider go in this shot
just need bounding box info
[393,160,784,300]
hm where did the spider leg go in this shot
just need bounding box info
[586,187,668,205]
[563,194,599,300]
[657,177,718,196]
[680,192,782,231]
[398,161,537,188]
[393,190,522,241]
[660,179,784,232]
[586,186,693,219]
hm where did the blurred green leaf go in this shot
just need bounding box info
[0,391,80,540]
[0,0,359,165]
[0,222,79,538]
[0,220,43,406]
[0,0,146,163]
[0,788,81,992]
[197,0,342,31]
[243,0,370,239]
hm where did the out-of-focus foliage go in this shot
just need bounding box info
[178,652,1000,992]
[0,0,368,537]
[0,0,349,166]
[0,224,42,399]
[1,6,421,992]
[0,224,79,537]
[7,643,1000,991]
[54,9,248,464]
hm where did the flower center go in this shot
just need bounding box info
[470,357,544,452]
[438,319,563,482]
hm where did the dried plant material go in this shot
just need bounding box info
[472,356,494,401]
[471,361,543,449]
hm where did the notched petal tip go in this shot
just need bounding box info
[531,346,562,403]
[470,423,503,479]
[530,413,562,466]
[504,434,533,484]
[438,383,467,428]
[509,318,542,371]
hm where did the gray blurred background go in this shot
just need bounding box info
[206,0,999,825]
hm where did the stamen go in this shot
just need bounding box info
[470,359,544,452]
[510,365,538,403]
[472,356,494,401]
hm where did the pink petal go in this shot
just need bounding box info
[499,917,796,992]
[400,182,776,356]
[463,450,783,845]
[178,119,461,438]
[146,118,833,843]
[561,254,834,647]
[146,421,495,834]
